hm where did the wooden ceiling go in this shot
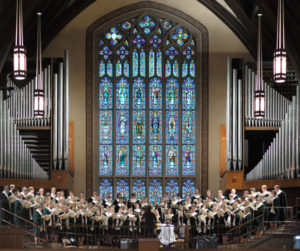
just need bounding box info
[0,0,299,93]
[0,0,95,77]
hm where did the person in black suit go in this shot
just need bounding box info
[141,205,156,237]
[0,186,10,224]
[274,185,287,223]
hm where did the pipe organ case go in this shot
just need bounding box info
[226,57,299,181]
[0,50,70,179]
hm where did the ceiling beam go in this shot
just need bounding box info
[197,0,256,58]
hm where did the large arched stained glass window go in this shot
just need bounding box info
[98,13,198,199]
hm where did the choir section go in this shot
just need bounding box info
[0,184,287,245]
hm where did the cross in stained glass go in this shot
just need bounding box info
[149,35,162,48]
[99,46,112,60]
[116,46,129,60]
[182,46,195,60]
[133,34,146,49]
[166,46,179,60]
[106,27,123,46]
[139,16,156,35]
[171,27,189,46]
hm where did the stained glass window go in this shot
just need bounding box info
[165,179,179,197]
[182,145,195,176]
[182,179,195,199]
[98,14,198,199]
[99,179,113,200]
[132,145,146,176]
[166,145,178,176]
[149,179,162,203]
[99,145,113,176]
[132,179,146,199]
[116,179,129,199]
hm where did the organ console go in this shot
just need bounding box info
[226,57,300,181]
[0,50,70,180]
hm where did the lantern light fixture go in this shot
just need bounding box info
[254,13,265,119]
[13,0,27,81]
[34,12,44,118]
[273,0,287,84]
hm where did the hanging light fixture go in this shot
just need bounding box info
[13,0,27,80]
[254,13,265,119]
[34,12,44,118]
[273,0,287,83]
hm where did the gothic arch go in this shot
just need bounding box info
[86,1,208,197]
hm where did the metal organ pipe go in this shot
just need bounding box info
[226,57,233,171]
[232,69,238,170]
[63,50,70,171]
[58,62,64,170]
[237,79,243,170]
[0,53,70,180]
[53,74,58,170]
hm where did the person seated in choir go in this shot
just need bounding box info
[187,206,197,237]
[205,190,212,201]
[134,202,142,215]
[127,193,139,209]
[249,188,257,199]
[13,190,23,226]
[169,195,179,214]
[215,190,226,201]
[207,204,217,234]
[27,186,35,198]
[261,185,269,197]
[113,207,126,235]
[20,187,27,199]
[267,190,280,228]
[274,185,287,223]
[79,192,85,202]
[8,184,15,197]
[228,193,236,206]
[231,202,241,227]
[255,196,265,234]
[176,204,187,226]
[115,197,125,212]
[197,208,207,234]
[154,209,163,224]
[243,190,249,200]
[33,204,43,245]
[141,197,149,208]
[51,187,56,200]
[164,208,176,225]
[0,186,10,223]
[42,201,53,242]
[241,207,252,240]
[124,208,138,235]
[192,188,202,202]
[103,195,113,207]
[88,191,100,205]
[184,198,192,211]
[231,188,239,200]
[39,188,45,202]
[114,192,123,207]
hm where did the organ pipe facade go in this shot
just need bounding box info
[0,50,70,179]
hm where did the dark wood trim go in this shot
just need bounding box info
[197,0,256,59]
[86,1,209,197]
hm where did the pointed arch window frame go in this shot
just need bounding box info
[86,2,209,198]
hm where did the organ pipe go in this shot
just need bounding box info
[246,87,300,181]
[226,57,233,171]
[0,51,70,180]
[63,50,69,171]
